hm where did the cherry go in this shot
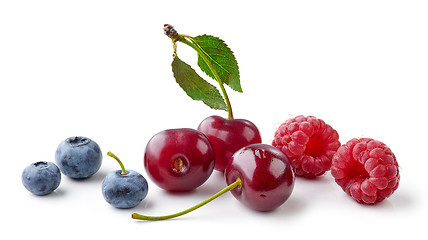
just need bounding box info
[144,128,215,192]
[132,143,295,220]
[197,115,262,172]
[225,143,295,211]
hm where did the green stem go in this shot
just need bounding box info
[131,178,242,221]
[178,35,234,120]
[107,151,127,175]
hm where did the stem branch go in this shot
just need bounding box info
[132,178,242,221]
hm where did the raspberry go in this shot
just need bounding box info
[331,138,400,204]
[272,115,341,178]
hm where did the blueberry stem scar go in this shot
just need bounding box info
[107,151,127,175]
[131,178,242,221]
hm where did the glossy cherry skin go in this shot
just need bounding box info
[198,115,262,172]
[225,143,295,211]
[144,128,215,192]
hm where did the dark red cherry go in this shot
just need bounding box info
[198,115,262,172]
[225,143,295,211]
[144,128,215,192]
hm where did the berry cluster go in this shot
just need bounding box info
[22,136,103,196]
[272,115,400,204]
[22,136,148,209]
[22,24,401,222]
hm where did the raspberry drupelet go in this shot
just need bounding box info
[331,138,400,204]
[272,115,341,178]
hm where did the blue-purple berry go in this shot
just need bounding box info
[22,161,61,195]
[102,169,148,209]
[55,136,102,179]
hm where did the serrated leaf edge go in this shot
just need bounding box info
[194,35,242,93]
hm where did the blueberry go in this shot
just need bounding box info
[22,161,61,195]
[55,136,102,179]
[102,170,148,209]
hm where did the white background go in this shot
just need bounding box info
[1,0,427,239]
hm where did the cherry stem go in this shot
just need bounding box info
[172,33,234,120]
[107,151,127,175]
[132,178,242,221]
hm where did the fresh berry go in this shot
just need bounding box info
[272,115,341,178]
[198,115,262,172]
[55,136,102,179]
[331,138,400,204]
[22,161,61,195]
[225,143,295,211]
[144,128,215,192]
[102,152,148,209]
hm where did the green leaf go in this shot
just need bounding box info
[194,35,242,92]
[171,56,227,111]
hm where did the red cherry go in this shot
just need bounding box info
[198,115,262,172]
[144,128,215,192]
[225,143,295,211]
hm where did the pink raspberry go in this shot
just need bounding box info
[272,115,341,178]
[331,138,400,204]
